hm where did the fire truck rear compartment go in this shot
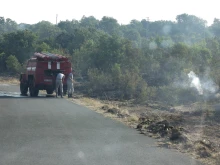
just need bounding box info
[20,52,71,97]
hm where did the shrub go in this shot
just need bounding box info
[87,68,113,94]
[86,67,151,101]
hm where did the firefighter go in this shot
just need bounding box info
[67,70,74,98]
[56,72,65,98]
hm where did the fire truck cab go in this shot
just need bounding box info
[20,52,72,97]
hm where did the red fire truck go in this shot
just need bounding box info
[20,52,72,97]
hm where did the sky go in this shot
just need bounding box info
[1,0,219,25]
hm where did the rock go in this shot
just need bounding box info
[107,108,119,114]
[117,113,129,118]
[169,107,176,112]
[197,147,211,158]
[139,130,146,134]
[146,120,176,138]
[101,105,109,110]
[138,117,146,122]
[199,139,213,150]
[157,120,169,128]
[169,128,181,140]
[179,127,184,131]
[136,123,143,130]
[137,119,152,129]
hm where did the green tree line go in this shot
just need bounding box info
[1,14,220,104]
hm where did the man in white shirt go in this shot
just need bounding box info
[67,71,74,98]
[56,72,65,98]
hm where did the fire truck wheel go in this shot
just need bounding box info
[29,81,39,97]
[29,87,39,97]
[20,82,28,96]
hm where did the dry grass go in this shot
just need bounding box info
[80,97,105,109]
[126,115,139,123]
[0,76,19,84]
[68,96,140,128]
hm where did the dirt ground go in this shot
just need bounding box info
[69,94,220,165]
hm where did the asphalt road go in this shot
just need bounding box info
[0,84,203,165]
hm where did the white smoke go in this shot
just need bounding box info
[202,79,218,94]
[188,71,203,95]
[187,71,219,96]
[201,68,219,94]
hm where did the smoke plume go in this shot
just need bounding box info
[188,71,203,95]
[187,71,219,96]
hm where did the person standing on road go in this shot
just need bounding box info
[56,72,65,98]
[67,71,74,98]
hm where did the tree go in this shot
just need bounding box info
[171,43,189,58]
[58,20,79,33]
[55,28,91,54]
[5,18,17,33]
[91,34,125,71]
[123,29,141,44]
[2,30,37,63]
[176,13,207,37]
[6,55,21,72]
[99,17,120,35]
[35,42,51,52]
[0,17,5,35]
[55,32,75,49]
[72,39,98,75]
[18,23,31,30]
[29,21,62,40]
[0,17,17,35]
[210,18,220,37]
[0,52,6,71]
[80,16,99,28]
